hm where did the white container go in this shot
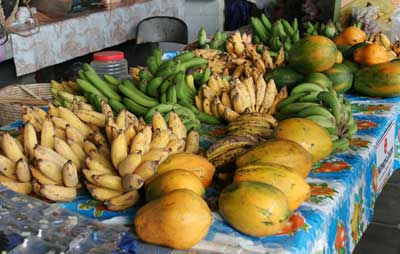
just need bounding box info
[91,51,129,80]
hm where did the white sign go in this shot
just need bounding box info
[375,121,395,193]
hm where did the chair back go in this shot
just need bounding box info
[136,16,188,44]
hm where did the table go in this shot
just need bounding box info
[5,0,184,76]
[1,92,400,254]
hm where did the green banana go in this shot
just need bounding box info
[138,79,148,93]
[260,14,272,32]
[109,98,126,113]
[298,91,321,102]
[123,98,149,116]
[167,85,177,103]
[175,51,195,62]
[157,61,179,79]
[197,111,222,125]
[281,19,295,37]
[158,59,175,71]
[178,100,199,114]
[292,18,298,31]
[198,27,207,47]
[84,71,122,101]
[174,105,198,121]
[175,72,194,102]
[180,57,208,71]
[104,74,120,86]
[160,92,167,104]
[144,104,175,122]
[146,77,164,97]
[76,78,105,98]
[146,56,159,75]
[279,102,319,115]
[333,138,350,152]
[292,30,300,42]
[344,119,357,138]
[83,63,96,73]
[119,80,159,108]
[330,134,339,141]
[305,115,338,135]
[276,92,307,110]
[78,70,88,81]
[209,31,222,49]
[290,83,326,96]
[160,79,173,94]
[201,67,211,84]
[297,105,336,121]
[139,69,153,81]
[253,34,261,44]
[251,17,269,43]
[193,71,203,81]
[152,48,163,66]
[317,91,342,124]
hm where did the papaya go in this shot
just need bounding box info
[336,51,343,64]
[323,63,353,93]
[333,26,366,46]
[302,72,333,89]
[146,169,205,202]
[236,139,313,178]
[134,189,212,250]
[354,61,400,97]
[264,67,304,90]
[219,181,291,237]
[342,59,360,73]
[288,35,338,73]
[274,118,333,163]
[234,163,310,211]
[354,43,389,66]
[156,153,215,187]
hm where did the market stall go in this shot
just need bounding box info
[1,1,400,253]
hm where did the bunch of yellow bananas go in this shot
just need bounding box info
[195,74,288,122]
[50,80,85,109]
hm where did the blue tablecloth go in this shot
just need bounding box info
[1,93,400,254]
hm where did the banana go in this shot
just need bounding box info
[111,130,128,168]
[317,91,342,124]
[100,100,113,116]
[221,91,233,109]
[58,107,92,136]
[130,132,147,155]
[105,117,117,143]
[195,95,203,111]
[231,93,248,114]
[333,138,350,151]
[37,159,63,184]
[255,75,267,112]
[142,126,153,147]
[33,107,47,122]
[185,130,200,154]
[134,161,157,182]
[169,111,187,139]
[86,182,123,201]
[305,115,338,135]
[40,184,77,202]
[92,174,124,191]
[224,107,240,122]
[124,124,136,145]
[261,79,278,112]
[86,157,116,175]
[82,140,98,154]
[48,103,59,117]
[0,180,32,194]
[15,159,31,182]
[105,190,140,211]
[41,117,55,149]
[34,145,68,168]
[75,109,107,128]
[278,102,319,115]
[62,160,79,188]
[2,133,27,163]
[299,91,321,102]
[78,100,94,111]
[65,125,84,145]
[344,119,358,138]
[209,97,220,118]
[291,83,326,95]
[22,112,42,132]
[66,139,86,164]
[51,116,69,130]
[202,97,212,115]
[122,174,144,191]
[55,127,67,140]
[242,77,256,111]
[118,153,142,176]
[116,110,127,130]
[54,137,81,170]
[276,92,306,111]
[83,169,105,184]
[141,149,170,163]
[0,154,16,179]
[152,111,168,131]
[31,165,58,185]
[206,135,257,160]
[379,32,391,49]
[209,147,249,168]
[150,129,170,150]
[166,139,186,154]
[297,105,336,120]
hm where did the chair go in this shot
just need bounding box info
[128,16,188,66]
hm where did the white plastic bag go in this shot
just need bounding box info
[391,9,400,43]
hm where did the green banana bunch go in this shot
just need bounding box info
[302,20,341,39]
[251,15,300,52]
[275,80,356,152]
[196,27,228,51]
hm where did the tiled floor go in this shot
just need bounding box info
[354,170,400,254]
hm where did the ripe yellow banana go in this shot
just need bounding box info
[0,180,32,194]
[111,130,128,168]
[221,91,233,109]
[82,140,98,154]
[105,190,140,211]
[65,125,84,145]
[86,182,123,201]
[134,161,157,183]
[150,129,170,150]
[85,157,116,175]
[118,153,142,176]
[51,116,69,130]
[166,139,186,154]
[15,158,31,182]
[242,77,256,111]
[58,107,92,136]
[168,112,187,139]
[141,149,169,163]
[41,117,55,149]
[92,174,124,191]
[31,165,58,185]
[22,112,42,132]
[202,97,212,115]
[261,79,278,113]
[66,139,86,164]
[83,169,106,184]
[48,103,59,117]
[34,145,68,168]
[122,174,144,191]
[231,93,247,114]
[379,32,391,49]
[75,109,107,128]
[33,107,47,122]
[55,128,66,140]
[262,48,275,69]
[105,117,118,143]
[116,110,127,130]
[124,124,136,145]
[79,100,94,111]
[40,184,77,202]
[224,107,240,122]
[37,159,63,184]
[2,133,27,163]
[195,95,203,111]
[54,136,81,170]
[101,100,113,117]
[185,130,200,154]
[63,160,79,188]
[217,102,226,117]
[0,154,16,179]
[255,75,267,112]
[210,97,221,118]
[152,111,168,131]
